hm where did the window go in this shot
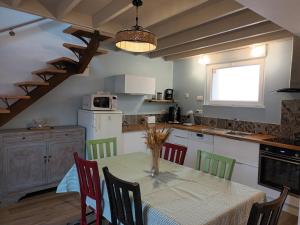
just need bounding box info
[205,59,265,107]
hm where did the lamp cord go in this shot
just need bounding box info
[135,6,138,27]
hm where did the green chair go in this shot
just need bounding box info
[195,150,236,180]
[86,137,117,160]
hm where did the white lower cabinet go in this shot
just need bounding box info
[231,162,258,188]
[213,136,259,167]
[123,131,147,154]
[214,136,260,189]
[167,129,214,168]
[186,133,214,168]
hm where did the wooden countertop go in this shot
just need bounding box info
[123,123,300,152]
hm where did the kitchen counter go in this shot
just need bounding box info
[123,123,300,151]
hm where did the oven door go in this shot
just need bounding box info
[93,97,111,109]
[259,152,300,196]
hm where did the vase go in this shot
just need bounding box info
[151,147,160,176]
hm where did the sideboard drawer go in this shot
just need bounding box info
[49,130,84,140]
[3,133,45,145]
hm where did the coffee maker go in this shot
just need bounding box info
[168,104,181,123]
[164,89,174,100]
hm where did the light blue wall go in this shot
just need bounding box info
[0,8,173,129]
[173,38,300,124]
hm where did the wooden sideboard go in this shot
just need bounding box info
[0,126,85,206]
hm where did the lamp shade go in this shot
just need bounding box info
[115,27,157,53]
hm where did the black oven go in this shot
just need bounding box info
[259,144,300,196]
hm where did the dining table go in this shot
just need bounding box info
[57,152,266,225]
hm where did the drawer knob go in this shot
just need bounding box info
[22,137,26,140]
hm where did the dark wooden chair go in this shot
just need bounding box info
[102,166,143,225]
[74,152,102,225]
[160,142,187,165]
[247,186,289,225]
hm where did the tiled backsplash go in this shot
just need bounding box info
[122,114,168,126]
[281,99,300,139]
[122,100,300,138]
[195,115,281,136]
[122,113,281,136]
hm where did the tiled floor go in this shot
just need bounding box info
[0,190,298,225]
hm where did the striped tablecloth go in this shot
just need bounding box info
[57,152,265,225]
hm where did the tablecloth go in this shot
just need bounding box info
[57,152,265,225]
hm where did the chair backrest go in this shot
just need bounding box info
[87,137,117,160]
[160,142,187,165]
[74,152,102,225]
[102,166,143,225]
[247,186,289,225]
[195,150,236,180]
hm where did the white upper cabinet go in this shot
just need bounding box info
[105,74,156,95]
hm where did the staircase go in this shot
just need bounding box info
[0,26,110,127]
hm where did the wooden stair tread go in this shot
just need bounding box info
[63,26,111,41]
[63,43,108,55]
[32,67,67,75]
[63,43,86,50]
[95,48,108,55]
[0,108,10,113]
[15,81,49,86]
[0,95,30,100]
[47,57,77,65]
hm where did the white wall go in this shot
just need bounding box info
[0,8,173,129]
[173,38,300,124]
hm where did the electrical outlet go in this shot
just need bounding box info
[196,96,204,101]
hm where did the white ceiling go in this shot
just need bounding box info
[237,0,300,36]
[0,0,294,60]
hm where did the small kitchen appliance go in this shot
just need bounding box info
[164,89,174,100]
[168,104,181,123]
[82,94,117,111]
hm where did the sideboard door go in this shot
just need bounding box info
[4,143,47,193]
[47,141,83,184]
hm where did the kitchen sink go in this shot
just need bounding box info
[226,131,252,136]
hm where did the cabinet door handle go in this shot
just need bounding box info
[48,155,52,162]
[43,156,47,163]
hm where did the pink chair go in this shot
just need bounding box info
[160,143,187,165]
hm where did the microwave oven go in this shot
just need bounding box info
[82,94,117,111]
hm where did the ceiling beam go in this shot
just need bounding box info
[1,0,22,7]
[55,0,82,19]
[147,0,245,38]
[92,0,132,28]
[164,30,291,61]
[150,21,282,58]
[11,0,22,7]
[157,9,266,50]
[38,0,82,19]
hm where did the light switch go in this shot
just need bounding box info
[185,93,190,99]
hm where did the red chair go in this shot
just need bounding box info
[160,143,187,165]
[74,152,102,225]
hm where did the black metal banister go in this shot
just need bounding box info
[0,17,47,34]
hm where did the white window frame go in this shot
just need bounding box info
[205,58,265,108]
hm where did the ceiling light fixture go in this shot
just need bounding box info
[115,0,157,53]
[198,55,210,65]
[251,44,266,58]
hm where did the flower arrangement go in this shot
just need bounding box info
[144,123,171,176]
